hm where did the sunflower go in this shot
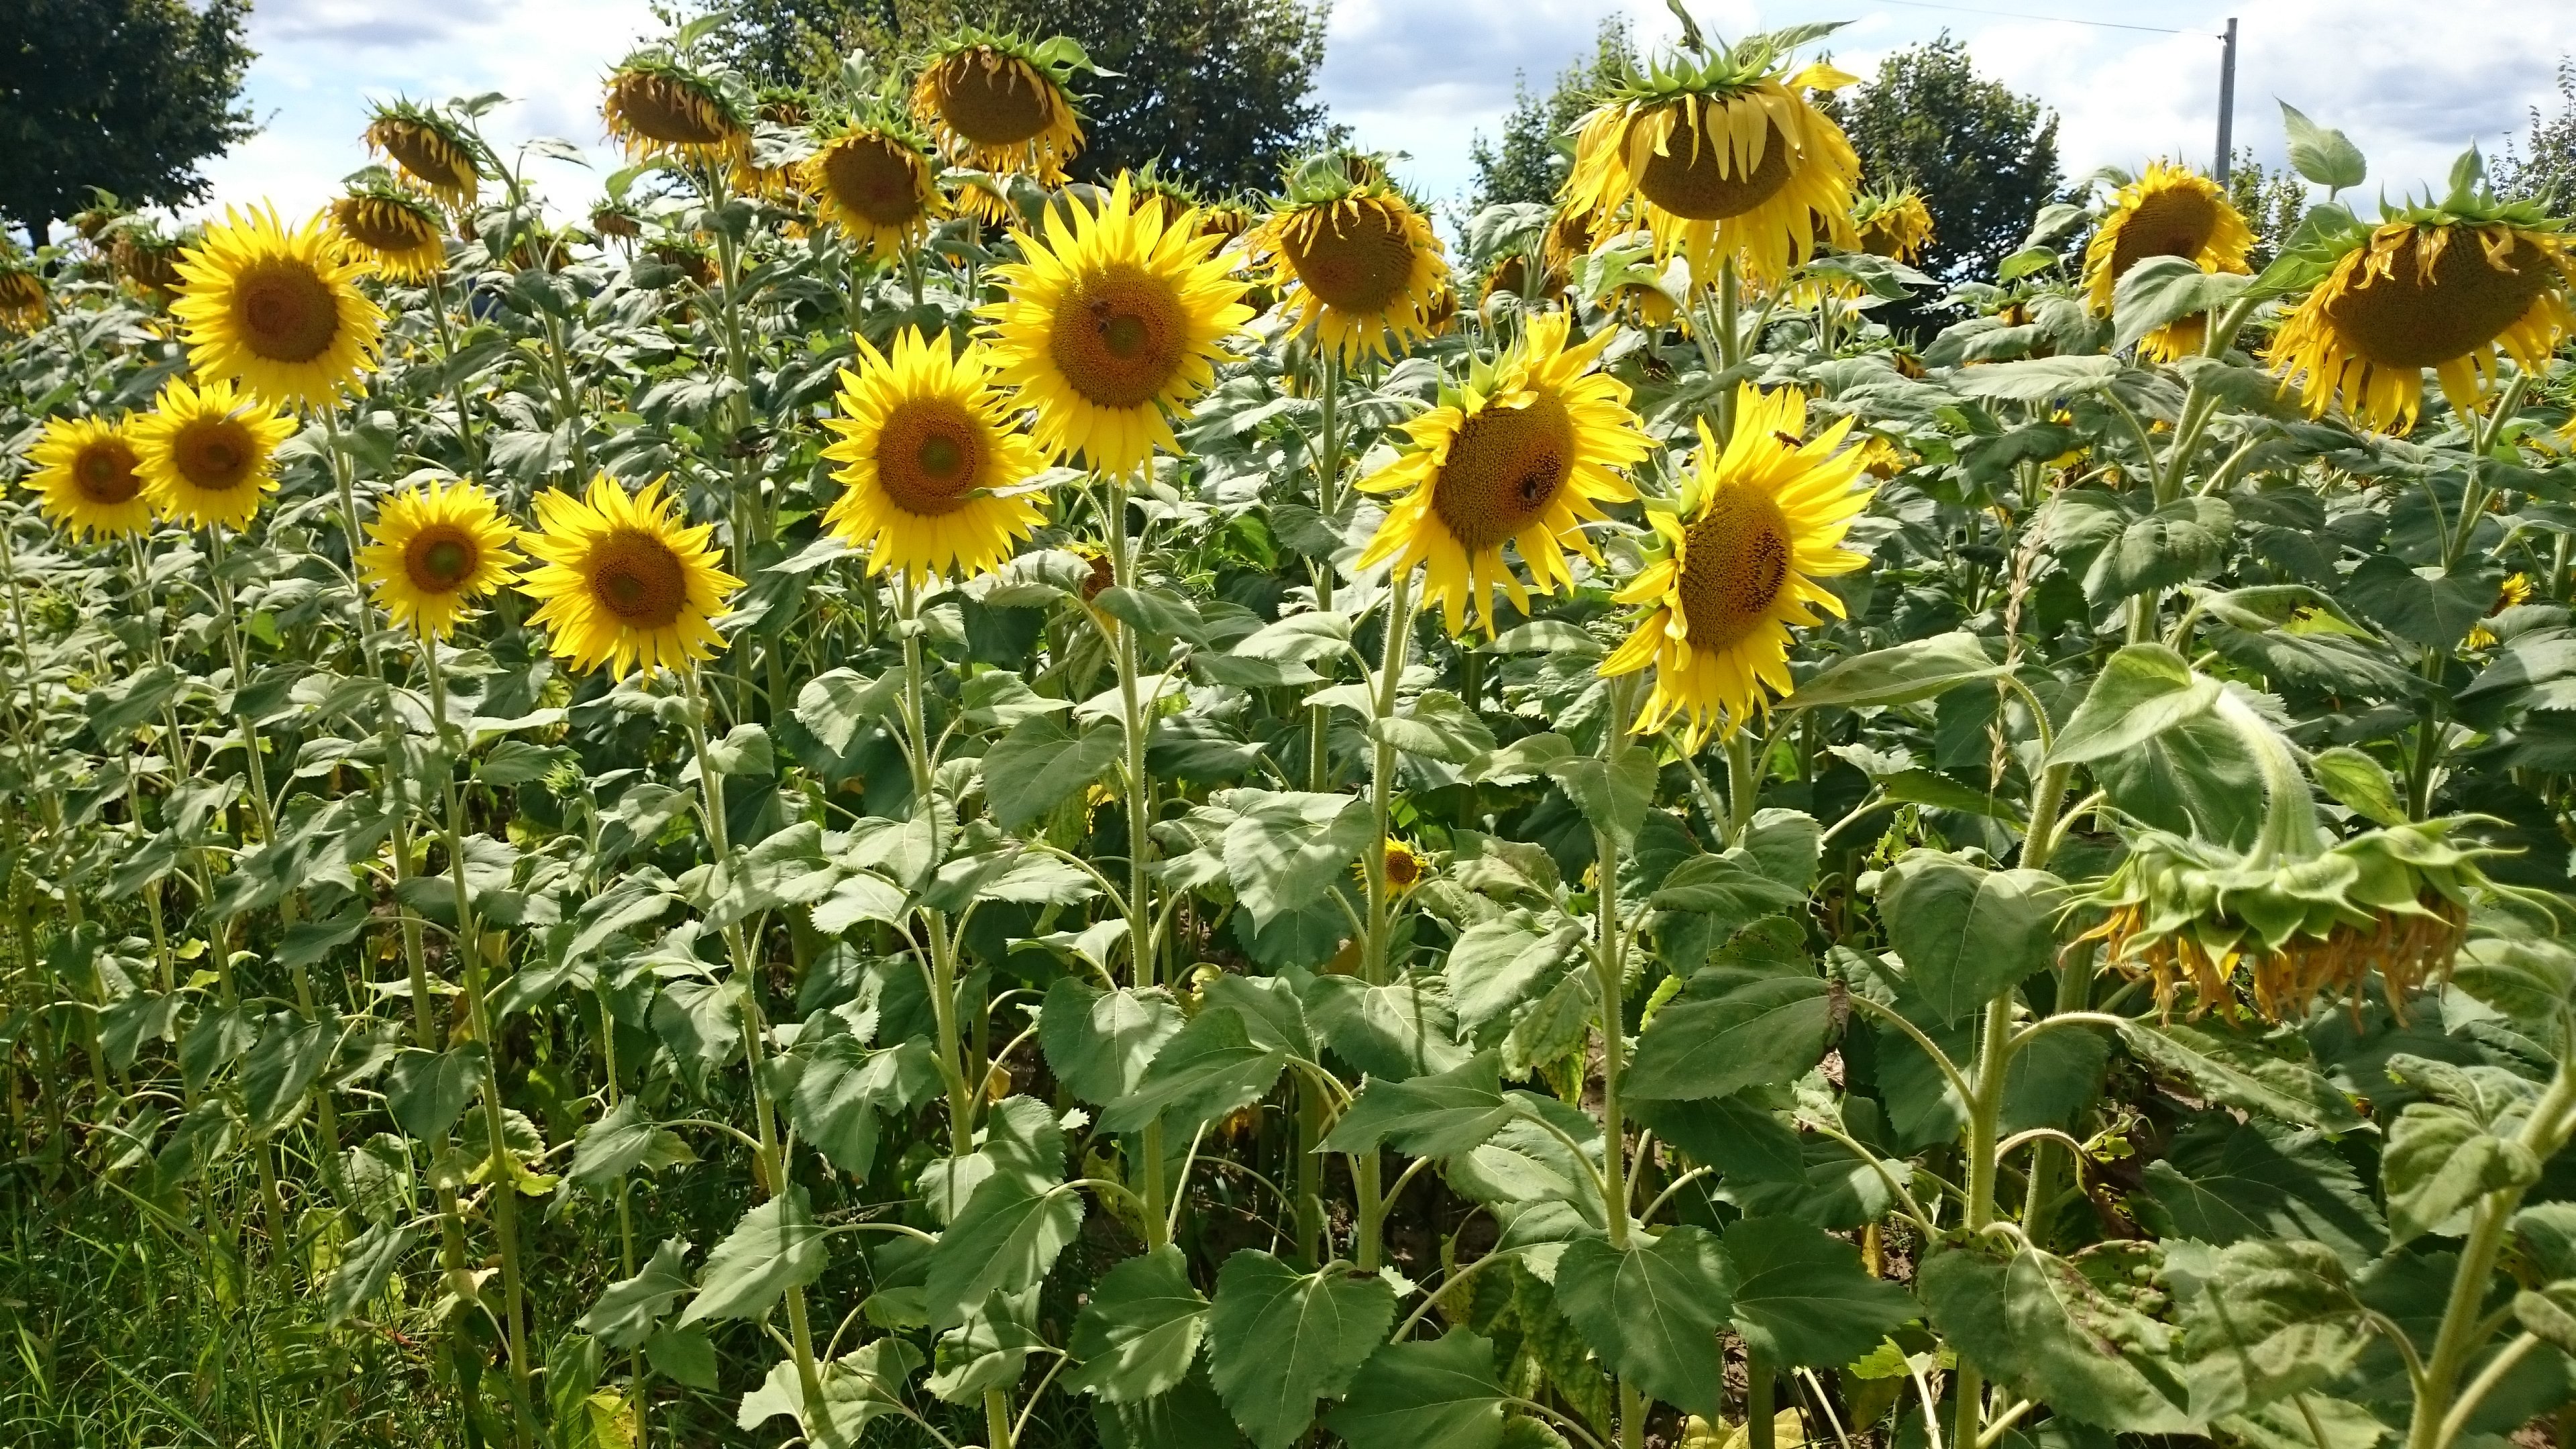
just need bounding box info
[603,56,749,164]
[1600,386,1872,745]
[2082,162,2253,362]
[170,206,384,409]
[911,34,1085,215]
[129,377,297,532]
[804,124,943,254]
[0,259,44,333]
[356,479,524,640]
[331,185,447,282]
[1249,167,1450,363]
[111,225,189,298]
[517,475,741,677]
[1355,311,1652,636]
[2467,572,2535,649]
[1562,34,1861,285]
[2269,215,2575,434]
[25,415,153,540]
[982,172,1254,474]
[820,328,1049,584]
[364,101,481,205]
[1854,187,1934,263]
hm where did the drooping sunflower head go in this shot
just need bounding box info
[0,256,45,334]
[982,172,1255,474]
[364,100,481,205]
[355,478,524,639]
[517,474,743,678]
[1355,311,1654,637]
[1195,199,1257,248]
[1599,385,1873,745]
[1563,32,1862,286]
[910,31,1087,205]
[2269,197,2575,435]
[2081,160,2253,360]
[170,205,386,409]
[603,54,751,164]
[590,201,644,241]
[1854,186,1934,262]
[128,376,298,532]
[1248,155,1452,364]
[331,178,449,283]
[820,327,1049,584]
[803,122,944,254]
[109,222,189,299]
[25,415,153,540]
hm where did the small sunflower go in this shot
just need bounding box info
[356,479,524,640]
[1249,164,1450,363]
[1355,311,1653,637]
[129,377,297,532]
[25,415,153,540]
[1854,186,1934,262]
[982,172,1254,474]
[517,475,741,678]
[1562,34,1862,285]
[603,56,749,164]
[365,102,480,205]
[820,328,1049,584]
[2082,162,2253,362]
[912,33,1086,215]
[110,225,189,298]
[331,183,448,282]
[0,258,44,333]
[2269,213,2575,434]
[1600,385,1873,745]
[171,206,385,409]
[804,123,943,254]
[1376,840,1426,890]
[2467,572,2536,649]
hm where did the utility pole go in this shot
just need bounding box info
[2214,17,2239,184]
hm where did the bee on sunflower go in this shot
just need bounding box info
[170,206,385,409]
[2082,161,2253,362]
[910,31,1089,220]
[356,479,523,640]
[517,475,742,678]
[25,415,153,541]
[363,99,482,205]
[2268,154,2575,435]
[603,52,751,166]
[1354,311,1653,637]
[820,328,1049,584]
[128,377,297,532]
[330,174,449,283]
[1560,28,1863,286]
[1246,154,1450,364]
[1599,385,1874,745]
[982,172,1253,475]
[803,117,944,256]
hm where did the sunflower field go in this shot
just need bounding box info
[6,13,2576,1449]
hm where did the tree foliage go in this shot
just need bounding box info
[2224,151,2311,268]
[2497,55,2576,214]
[0,0,256,246]
[1825,33,2061,283]
[1468,15,1635,210]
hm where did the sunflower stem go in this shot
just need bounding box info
[1361,570,1416,985]
[1308,350,1343,793]
[1596,673,1637,1254]
[1104,474,1172,1250]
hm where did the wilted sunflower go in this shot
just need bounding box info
[590,202,643,241]
[804,124,943,254]
[1601,386,1872,745]
[331,184,447,282]
[25,415,152,540]
[518,475,741,678]
[364,101,480,205]
[171,206,384,409]
[983,172,1253,474]
[0,258,44,333]
[2269,205,2575,433]
[356,479,523,640]
[129,377,297,532]
[1562,32,1861,284]
[1356,311,1652,636]
[912,33,1085,211]
[1249,160,1450,363]
[603,56,749,164]
[2082,162,2253,362]
[820,328,1048,584]
[1854,187,1934,262]
[110,225,189,298]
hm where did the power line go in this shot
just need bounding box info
[1864,0,2208,37]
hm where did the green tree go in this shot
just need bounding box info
[2496,56,2576,213]
[1825,33,2061,283]
[2225,150,2309,268]
[0,0,256,246]
[1468,15,1635,210]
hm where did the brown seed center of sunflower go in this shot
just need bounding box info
[1283,202,1415,313]
[822,136,926,225]
[405,525,479,593]
[934,54,1053,148]
[2323,228,2555,370]
[2108,184,2222,281]
[174,419,256,492]
[612,73,731,147]
[1633,110,1796,222]
[1428,394,1576,552]
[876,398,987,517]
[586,527,689,627]
[1049,264,1189,410]
[1383,847,1421,888]
[74,441,143,506]
[1675,486,1794,652]
[232,259,341,364]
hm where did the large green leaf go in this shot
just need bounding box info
[2116,1020,2363,1132]
[384,1042,488,1142]
[1918,1240,2198,1434]
[580,1238,697,1350]
[1041,978,1184,1108]
[1553,1226,1737,1419]
[787,1034,940,1177]
[681,1188,829,1326]
[2381,1102,2540,1248]
[2135,1116,2385,1267]
[2343,554,2503,651]
[736,1338,924,1442]
[1877,852,2059,1026]
[568,1097,697,1191]
[1104,1005,1288,1134]
[1206,1251,1397,1449]
[1068,1245,1212,1403]
[1224,790,1375,926]
[2163,1238,2368,1419]
[981,715,1124,831]
[1623,972,1831,1101]
[1325,1332,1507,1449]
[922,1175,1085,1331]
[1323,1052,1516,1159]
[1722,1217,1915,1369]
[2049,644,2220,766]
[1306,973,1470,1081]
[1788,633,2005,710]
[323,1221,417,1326]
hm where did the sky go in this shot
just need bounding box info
[195,0,2576,225]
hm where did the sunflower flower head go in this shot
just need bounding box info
[911,31,1089,219]
[604,53,751,164]
[1355,310,1654,637]
[171,205,386,409]
[1247,154,1452,364]
[129,376,298,532]
[803,119,944,255]
[1599,385,1873,746]
[518,475,741,678]
[109,221,190,300]
[25,415,153,541]
[356,478,524,640]
[1854,186,1934,262]
[0,254,46,334]
[821,327,1049,584]
[2080,161,2254,362]
[331,174,449,283]
[364,100,482,205]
